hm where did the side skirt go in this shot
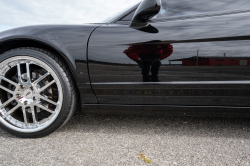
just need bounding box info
[82,104,250,117]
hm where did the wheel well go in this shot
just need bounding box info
[0,39,76,80]
[0,39,81,102]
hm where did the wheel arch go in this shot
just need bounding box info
[0,37,77,82]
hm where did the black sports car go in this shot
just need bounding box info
[0,0,250,138]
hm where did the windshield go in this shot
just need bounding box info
[102,2,141,23]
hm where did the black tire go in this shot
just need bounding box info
[0,48,77,138]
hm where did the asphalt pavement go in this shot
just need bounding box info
[1,112,250,166]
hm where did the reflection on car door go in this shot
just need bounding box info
[88,11,250,107]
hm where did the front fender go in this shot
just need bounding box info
[0,24,99,104]
[0,24,98,68]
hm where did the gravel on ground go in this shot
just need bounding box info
[1,112,250,166]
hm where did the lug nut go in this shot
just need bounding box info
[16,94,20,98]
[20,85,24,89]
[24,101,27,105]
[33,97,36,101]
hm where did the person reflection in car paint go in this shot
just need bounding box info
[124,44,173,82]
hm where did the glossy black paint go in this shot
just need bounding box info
[88,7,250,107]
[83,104,250,117]
[0,1,250,116]
[0,24,99,104]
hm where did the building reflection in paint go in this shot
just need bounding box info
[171,56,250,66]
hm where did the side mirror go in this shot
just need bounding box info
[129,0,161,28]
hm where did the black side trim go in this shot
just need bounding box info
[83,104,250,109]
[82,104,250,117]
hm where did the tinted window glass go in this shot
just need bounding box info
[121,10,136,21]
[155,0,250,18]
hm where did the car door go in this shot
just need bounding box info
[88,0,250,107]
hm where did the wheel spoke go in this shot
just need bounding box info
[32,72,50,86]
[26,63,31,84]
[35,104,54,114]
[17,64,22,84]
[22,108,28,124]
[38,80,56,92]
[0,85,14,94]
[0,76,18,87]
[6,104,21,115]
[0,97,15,109]
[38,95,58,106]
[31,106,37,123]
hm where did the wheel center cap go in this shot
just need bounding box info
[23,89,33,99]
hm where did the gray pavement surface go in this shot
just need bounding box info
[1,112,250,166]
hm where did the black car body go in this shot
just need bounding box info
[0,0,250,137]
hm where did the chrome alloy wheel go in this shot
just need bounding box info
[0,56,63,133]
